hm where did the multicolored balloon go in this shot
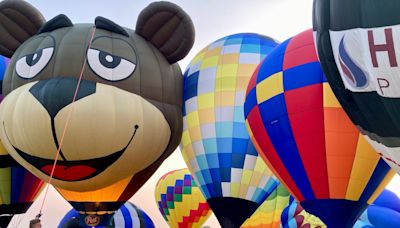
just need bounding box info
[155,169,212,228]
[0,55,44,228]
[281,201,326,228]
[313,0,400,176]
[241,183,292,228]
[181,33,280,227]
[58,201,154,228]
[244,29,395,227]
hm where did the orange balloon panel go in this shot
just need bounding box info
[56,175,137,215]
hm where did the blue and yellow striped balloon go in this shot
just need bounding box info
[181,33,280,227]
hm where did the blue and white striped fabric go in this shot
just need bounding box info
[58,202,155,228]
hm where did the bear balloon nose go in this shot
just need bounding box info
[29,77,96,118]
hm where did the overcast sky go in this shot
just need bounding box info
[3,1,399,227]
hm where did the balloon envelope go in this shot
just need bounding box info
[313,0,400,176]
[357,189,400,228]
[155,169,212,228]
[244,29,395,227]
[241,183,292,228]
[0,56,44,228]
[0,1,191,194]
[181,33,280,227]
[56,174,141,226]
[0,56,9,100]
[58,201,155,228]
[282,189,400,228]
[281,200,326,228]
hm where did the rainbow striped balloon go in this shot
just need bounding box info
[155,169,211,228]
[241,183,292,228]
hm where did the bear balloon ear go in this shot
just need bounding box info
[0,0,45,58]
[136,1,195,63]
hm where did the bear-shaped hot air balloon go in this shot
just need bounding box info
[0,0,194,193]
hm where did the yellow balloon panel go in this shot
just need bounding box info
[241,184,290,228]
[155,169,212,228]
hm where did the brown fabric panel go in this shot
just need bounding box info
[159,61,183,107]
[148,12,178,46]
[1,1,45,31]
[136,10,173,44]
[0,12,30,44]
[0,45,13,57]
[0,23,21,58]
[2,8,38,37]
[153,15,180,51]
[0,0,45,57]
[159,19,188,63]
[136,1,195,63]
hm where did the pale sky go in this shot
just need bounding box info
[3,0,399,227]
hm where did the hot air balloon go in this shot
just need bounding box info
[241,183,291,228]
[356,189,400,227]
[155,169,212,228]
[0,56,9,101]
[282,189,400,228]
[353,221,374,228]
[55,174,145,227]
[281,201,326,228]
[244,29,395,228]
[58,202,154,228]
[0,56,8,76]
[0,55,44,228]
[0,0,194,193]
[181,33,280,227]
[285,189,400,228]
[313,0,400,176]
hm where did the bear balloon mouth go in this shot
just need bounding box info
[3,123,139,181]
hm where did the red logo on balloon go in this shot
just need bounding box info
[85,215,100,226]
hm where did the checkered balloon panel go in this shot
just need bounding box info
[181,33,280,204]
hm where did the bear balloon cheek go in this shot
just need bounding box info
[0,78,171,191]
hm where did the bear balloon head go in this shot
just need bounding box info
[0,0,194,191]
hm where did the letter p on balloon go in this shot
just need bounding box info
[377,78,390,95]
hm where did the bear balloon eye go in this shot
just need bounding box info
[87,49,136,81]
[16,47,54,79]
